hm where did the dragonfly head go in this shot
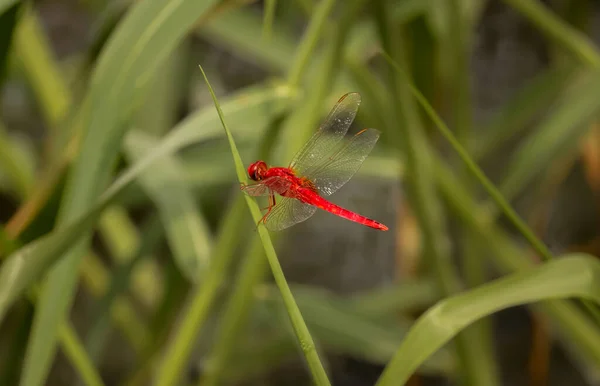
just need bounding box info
[248,161,268,181]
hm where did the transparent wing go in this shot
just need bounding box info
[303,128,381,196]
[241,183,272,196]
[263,196,317,231]
[288,93,361,176]
[241,177,292,197]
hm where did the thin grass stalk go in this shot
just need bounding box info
[382,52,600,323]
[59,322,106,386]
[0,224,110,386]
[79,253,150,354]
[200,238,268,386]
[433,158,600,367]
[199,109,287,386]
[84,215,164,362]
[200,65,330,385]
[152,196,248,386]
[0,120,33,198]
[503,0,600,68]
[381,53,554,262]
[262,0,277,40]
[286,0,337,87]
[447,1,499,384]
[373,3,475,384]
[14,5,70,133]
[203,2,368,381]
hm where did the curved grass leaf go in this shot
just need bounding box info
[261,284,453,374]
[0,0,18,19]
[503,0,600,68]
[124,130,212,282]
[498,69,600,201]
[0,121,35,198]
[472,65,573,161]
[22,0,224,384]
[376,254,600,386]
[381,51,555,262]
[199,65,331,386]
[0,84,292,325]
[434,157,600,369]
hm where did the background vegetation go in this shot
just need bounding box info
[1,0,600,385]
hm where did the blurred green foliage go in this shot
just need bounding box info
[1,1,600,386]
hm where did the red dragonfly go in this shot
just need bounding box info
[241,92,388,231]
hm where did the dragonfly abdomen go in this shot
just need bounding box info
[306,193,388,231]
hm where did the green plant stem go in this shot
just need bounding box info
[200,65,330,386]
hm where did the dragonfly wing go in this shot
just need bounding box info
[264,196,317,231]
[303,128,381,196]
[241,183,272,196]
[288,93,361,176]
[242,177,291,196]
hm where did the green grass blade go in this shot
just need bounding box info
[262,0,277,40]
[199,65,331,386]
[21,0,223,384]
[0,84,291,324]
[201,237,269,386]
[59,322,105,386]
[262,284,453,374]
[381,52,555,263]
[152,196,247,386]
[472,65,572,161]
[376,254,600,386]
[149,85,292,386]
[374,6,469,382]
[125,130,212,282]
[498,69,600,201]
[445,1,499,384]
[434,155,600,368]
[0,0,17,16]
[84,215,162,360]
[14,5,71,130]
[286,0,337,87]
[503,0,600,68]
[0,120,34,198]
[200,7,294,72]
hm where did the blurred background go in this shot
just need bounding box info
[1,0,600,385]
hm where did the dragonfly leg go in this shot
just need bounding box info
[257,194,276,229]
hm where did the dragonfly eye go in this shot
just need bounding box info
[248,161,265,181]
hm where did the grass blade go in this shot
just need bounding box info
[286,0,337,87]
[21,0,224,384]
[498,70,600,201]
[0,84,292,325]
[262,0,277,40]
[125,130,212,282]
[59,322,105,386]
[381,51,555,263]
[199,64,331,386]
[503,0,600,68]
[376,254,600,385]
[434,155,600,369]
